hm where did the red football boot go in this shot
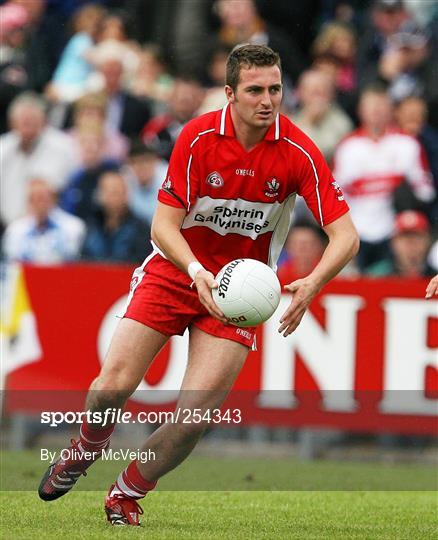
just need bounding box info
[38,438,101,501]
[104,485,144,526]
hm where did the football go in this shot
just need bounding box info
[212,258,281,327]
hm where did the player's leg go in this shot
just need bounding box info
[105,326,249,525]
[38,318,169,501]
[136,326,249,480]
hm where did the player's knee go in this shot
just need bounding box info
[90,371,137,407]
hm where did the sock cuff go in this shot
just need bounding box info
[127,459,157,493]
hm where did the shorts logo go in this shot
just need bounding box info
[331,181,344,201]
[236,328,252,340]
[264,177,280,198]
[206,171,224,188]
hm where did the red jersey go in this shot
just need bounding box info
[157,104,349,274]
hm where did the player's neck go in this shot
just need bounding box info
[230,107,269,152]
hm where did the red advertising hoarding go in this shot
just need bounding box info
[3,264,437,434]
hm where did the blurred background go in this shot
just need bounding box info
[0,0,437,481]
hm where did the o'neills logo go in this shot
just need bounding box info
[218,259,244,298]
[206,171,224,188]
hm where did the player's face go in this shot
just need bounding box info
[226,65,282,130]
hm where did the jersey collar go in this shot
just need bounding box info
[215,103,281,141]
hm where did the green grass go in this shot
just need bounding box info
[1,490,437,539]
[1,451,437,539]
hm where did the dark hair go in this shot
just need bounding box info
[128,138,158,158]
[360,82,389,99]
[225,44,281,91]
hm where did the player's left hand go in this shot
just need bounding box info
[278,277,320,336]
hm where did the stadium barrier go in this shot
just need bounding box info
[2,263,437,435]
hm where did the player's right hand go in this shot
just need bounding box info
[194,269,228,323]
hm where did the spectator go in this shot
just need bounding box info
[60,125,120,221]
[333,85,435,270]
[0,2,31,133]
[212,0,306,83]
[81,170,151,263]
[312,21,357,95]
[277,222,326,286]
[0,91,78,226]
[93,9,141,87]
[68,92,129,164]
[11,0,57,92]
[292,69,353,162]
[142,77,205,161]
[311,20,359,120]
[2,178,85,264]
[378,22,434,104]
[367,210,434,276]
[198,44,230,115]
[46,3,106,103]
[357,0,411,88]
[87,42,152,138]
[123,140,167,226]
[395,96,438,195]
[130,44,174,106]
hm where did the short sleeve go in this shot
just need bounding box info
[157,123,200,211]
[296,140,349,227]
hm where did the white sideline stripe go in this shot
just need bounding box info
[117,475,144,499]
[186,128,215,212]
[190,128,215,148]
[220,103,229,135]
[275,113,280,140]
[283,137,324,226]
[186,154,193,212]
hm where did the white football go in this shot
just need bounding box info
[212,258,281,327]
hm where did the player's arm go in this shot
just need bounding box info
[151,202,227,322]
[279,212,359,336]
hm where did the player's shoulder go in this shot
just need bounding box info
[181,110,219,140]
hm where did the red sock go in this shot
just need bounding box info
[79,420,115,452]
[112,460,157,499]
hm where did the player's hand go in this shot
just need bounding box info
[278,277,320,337]
[194,269,228,323]
[425,274,438,299]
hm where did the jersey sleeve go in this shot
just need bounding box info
[157,123,200,211]
[296,139,349,227]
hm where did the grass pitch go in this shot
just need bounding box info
[1,451,437,539]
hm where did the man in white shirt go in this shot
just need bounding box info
[2,178,85,264]
[333,85,435,270]
[0,92,78,226]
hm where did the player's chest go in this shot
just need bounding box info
[195,142,292,202]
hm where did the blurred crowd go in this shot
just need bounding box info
[1,0,437,281]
